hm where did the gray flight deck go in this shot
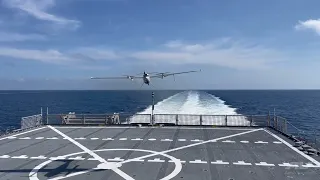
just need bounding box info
[0,126,320,180]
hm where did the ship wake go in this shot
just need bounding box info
[130,90,250,126]
[138,90,237,115]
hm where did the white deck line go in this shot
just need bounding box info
[53,126,255,131]
[264,129,320,166]
[121,128,263,164]
[47,125,134,180]
[0,126,46,140]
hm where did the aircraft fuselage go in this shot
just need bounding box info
[143,73,150,85]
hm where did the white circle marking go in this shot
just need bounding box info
[29,148,182,180]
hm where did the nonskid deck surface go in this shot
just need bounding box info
[0,126,319,180]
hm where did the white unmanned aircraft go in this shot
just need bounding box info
[90,70,201,86]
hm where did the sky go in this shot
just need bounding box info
[1,0,320,90]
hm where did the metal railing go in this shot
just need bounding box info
[272,116,320,150]
[15,109,319,151]
[43,113,269,127]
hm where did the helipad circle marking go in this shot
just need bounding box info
[29,148,182,180]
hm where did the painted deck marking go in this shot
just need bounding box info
[121,128,263,165]
[6,137,17,139]
[35,137,44,140]
[131,138,143,141]
[169,159,186,163]
[190,160,207,164]
[178,139,186,141]
[30,155,47,160]
[46,137,58,140]
[240,141,249,143]
[19,137,31,140]
[211,160,229,165]
[255,141,268,144]
[233,161,252,165]
[90,138,99,140]
[49,156,66,160]
[302,163,320,168]
[69,156,85,160]
[74,137,86,140]
[88,158,99,161]
[102,138,114,141]
[148,158,165,162]
[119,138,127,141]
[12,155,28,159]
[148,138,156,141]
[0,155,10,158]
[108,157,124,162]
[278,163,299,167]
[54,126,255,130]
[264,129,320,166]
[0,126,46,141]
[191,139,202,142]
[222,140,235,143]
[255,162,275,166]
[273,141,282,144]
[161,139,173,142]
[48,125,134,180]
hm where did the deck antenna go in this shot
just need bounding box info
[152,92,155,125]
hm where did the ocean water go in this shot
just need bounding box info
[0,90,320,136]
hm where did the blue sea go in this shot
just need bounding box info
[0,90,320,137]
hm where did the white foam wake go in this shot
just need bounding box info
[130,90,249,126]
[137,90,237,115]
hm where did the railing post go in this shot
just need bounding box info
[151,114,154,125]
[176,115,178,125]
[105,115,108,125]
[275,116,278,130]
[83,114,85,124]
[46,107,48,125]
[40,107,43,125]
[200,115,202,126]
[267,112,270,127]
[225,115,228,126]
[283,118,287,134]
[250,115,253,126]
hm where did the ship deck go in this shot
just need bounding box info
[0,125,319,180]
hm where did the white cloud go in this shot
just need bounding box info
[130,39,284,70]
[0,39,285,70]
[3,0,80,30]
[0,47,118,65]
[164,40,184,48]
[0,47,74,64]
[70,48,121,61]
[295,19,320,35]
[0,32,46,42]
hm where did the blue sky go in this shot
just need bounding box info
[1,0,320,90]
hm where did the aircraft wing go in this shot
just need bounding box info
[90,76,142,80]
[150,70,201,78]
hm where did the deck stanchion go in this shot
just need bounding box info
[40,107,43,125]
[176,115,178,125]
[46,107,49,125]
[225,115,228,126]
[151,92,155,125]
